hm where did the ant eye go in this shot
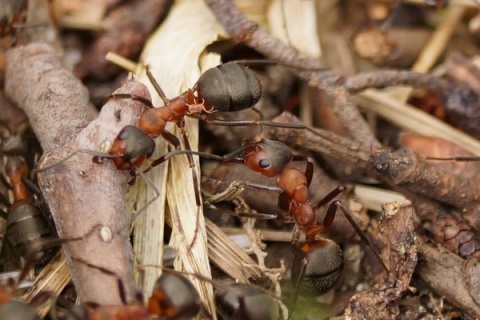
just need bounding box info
[258,159,270,168]
[118,129,129,140]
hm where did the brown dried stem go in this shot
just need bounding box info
[204,0,380,148]
[345,201,417,320]
[416,238,480,319]
[5,43,145,304]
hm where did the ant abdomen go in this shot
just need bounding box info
[147,272,201,319]
[7,201,54,261]
[291,239,344,296]
[215,284,280,320]
[196,63,262,112]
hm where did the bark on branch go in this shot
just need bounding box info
[5,43,148,304]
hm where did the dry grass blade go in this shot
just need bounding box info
[353,185,406,213]
[132,0,227,316]
[267,0,321,59]
[206,219,262,282]
[353,90,480,155]
[22,252,71,318]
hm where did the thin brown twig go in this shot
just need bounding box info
[204,0,380,148]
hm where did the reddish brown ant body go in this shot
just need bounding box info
[233,139,349,295]
[179,138,387,296]
[0,283,39,320]
[103,63,261,175]
[57,260,203,320]
[0,0,28,40]
[5,156,57,262]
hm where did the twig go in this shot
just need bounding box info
[416,238,480,319]
[204,0,380,148]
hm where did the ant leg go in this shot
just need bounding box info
[108,93,155,109]
[334,201,389,274]
[144,143,249,173]
[128,166,160,225]
[289,242,308,319]
[313,185,346,210]
[178,123,203,250]
[142,130,182,173]
[427,156,480,161]
[145,69,169,104]
[200,115,310,131]
[33,149,123,173]
[304,158,314,187]
[203,178,281,219]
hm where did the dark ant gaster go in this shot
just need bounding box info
[215,283,280,320]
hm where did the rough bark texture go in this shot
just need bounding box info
[5,43,149,304]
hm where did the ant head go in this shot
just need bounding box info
[110,125,155,170]
[147,272,201,319]
[243,139,293,177]
[291,239,344,296]
[215,284,280,320]
[196,63,261,112]
[5,156,28,180]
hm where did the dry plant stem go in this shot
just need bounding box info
[23,252,71,318]
[446,52,480,94]
[204,0,380,148]
[346,201,417,320]
[416,238,480,319]
[370,147,480,230]
[5,43,143,304]
[344,70,454,98]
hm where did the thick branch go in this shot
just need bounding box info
[5,44,147,304]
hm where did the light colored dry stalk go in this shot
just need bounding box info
[352,90,480,155]
[23,252,71,318]
[128,0,227,317]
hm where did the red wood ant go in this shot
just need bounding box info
[162,139,388,298]
[0,0,28,40]
[0,283,39,320]
[5,156,57,262]
[72,272,201,320]
[46,256,201,320]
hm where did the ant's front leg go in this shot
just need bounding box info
[108,93,155,108]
